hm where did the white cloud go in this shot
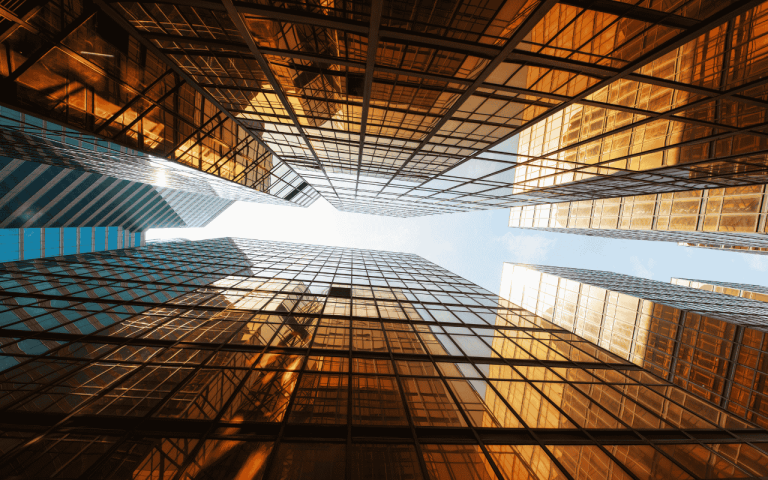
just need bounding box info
[746,254,768,272]
[575,236,608,256]
[629,256,656,279]
[495,232,556,264]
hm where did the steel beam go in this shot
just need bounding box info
[398,0,767,199]
[94,69,174,135]
[94,0,317,203]
[469,0,767,166]
[377,0,562,193]
[560,0,699,29]
[6,10,95,83]
[222,0,341,198]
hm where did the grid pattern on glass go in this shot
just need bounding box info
[672,278,768,303]
[680,241,768,255]
[0,107,319,207]
[0,238,766,479]
[106,0,768,215]
[503,262,768,431]
[0,6,319,207]
[0,226,144,263]
[0,118,247,231]
[508,184,768,253]
[0,121,264,205]
[5,0,768,216]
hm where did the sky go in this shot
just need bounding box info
[147,197,768,295]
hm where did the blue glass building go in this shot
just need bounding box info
[0,107,316,261]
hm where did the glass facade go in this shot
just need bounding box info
[502,263,768,430]
[0,106,317,209]
[672,278,768,303]
[678,241,768,255]
[4,0,768,215]
[511,1,768,205]
[0,4,319,206]
[0,105,315,261]
[509,184,768,254]
[0,239,766,479]
[0,226,144,263]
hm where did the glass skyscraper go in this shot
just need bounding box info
[0,106,318,261]
[502,263,768,430]
[508,185,768,254]
[0,239,766,479]
[672,278,768,303]
[4,0,768,216]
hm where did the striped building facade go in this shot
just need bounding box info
[0,107,292,261]
[0,152,235,232]
[0,226,143,263]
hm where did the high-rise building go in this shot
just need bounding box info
[510,2,768,206]
[0,225,144,263]
[0,9,320,210]
[3,0,768,216]
[673,277,768,303]
[508,184,768,254]
[0,238,766,479]
[0,106,318,261]
[502,263,768,430]
[678,241,768,255]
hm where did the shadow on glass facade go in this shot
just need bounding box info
[0,239,766,478]
[4,0,768,215]
[503,262,768,432]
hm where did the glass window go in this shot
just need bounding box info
[350,444,424,480]
[489,444,567,480]
[422,445,496,480]
[267,443,345,480]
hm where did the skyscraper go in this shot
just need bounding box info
[508,184,768,254]
[510,1,768,206]
[0,106,318,261]
[4,0,768,216]
[0,238,766,479]
[673,277,768,303]
[0,7,320,209]
[502,263,768,429]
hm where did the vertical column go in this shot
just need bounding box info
[696,190,708,232]
[721,325,745,409]
[650,193,661,230]
[628,299,645,366]
[616,196,625,228]
[666,309,688,383]
[18,227,24,261]
[758,184,768,234]
[59,228,64,256]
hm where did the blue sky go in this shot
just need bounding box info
[148,196,768,294]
